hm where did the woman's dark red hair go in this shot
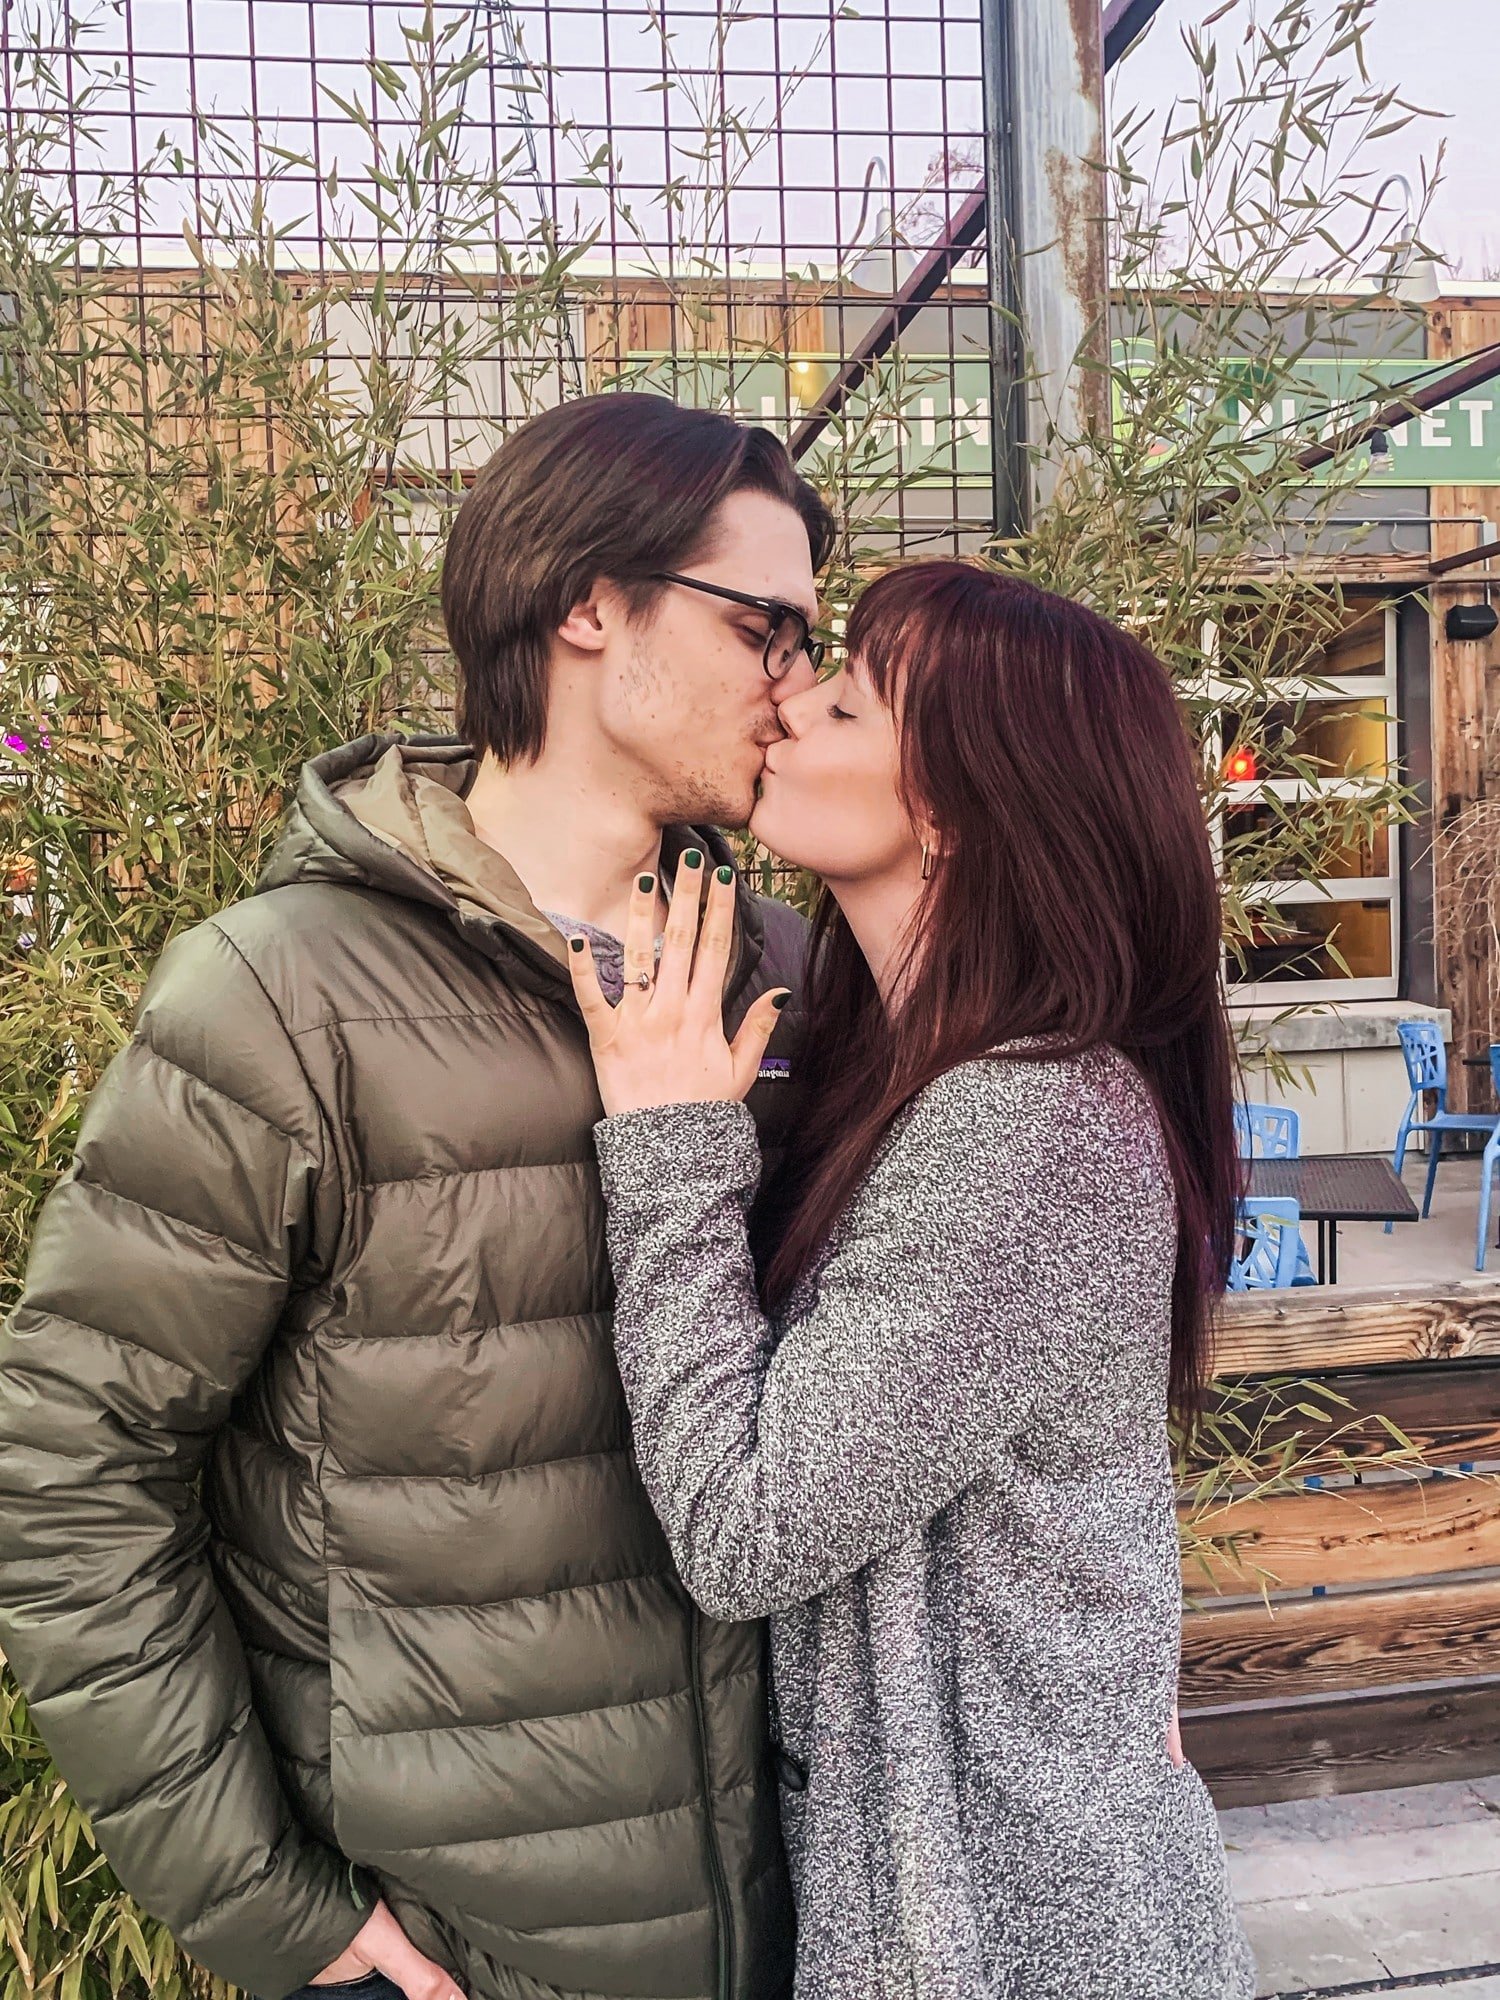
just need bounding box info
[753,560,1240,1424]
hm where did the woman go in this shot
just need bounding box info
[566,561,1255,1999]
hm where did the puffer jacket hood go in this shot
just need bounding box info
[260,735,564,958]
[325,738,570,953]
[258,733,796,1007]
[0,731,807,2000]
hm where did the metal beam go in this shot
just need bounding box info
[1102,0,1169,69]
[1431,535,1500,578]
[793,0,1129,522]
[786,190,987,463]
[980,0,1029,538]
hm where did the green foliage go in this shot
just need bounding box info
[0,4,579,1297]
[1175,1373,1425,1600]
[999,0,1428,1000]
[0,1677,223,2000]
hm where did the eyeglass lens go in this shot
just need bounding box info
[766,611,810,679]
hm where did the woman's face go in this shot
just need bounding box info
[749,656,926,884]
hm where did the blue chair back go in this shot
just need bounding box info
[1234,1101,1302,1160]
[1398,1019,1448,1098]
[1229,1197,1304,1291]
[1489,1044,1500,1099]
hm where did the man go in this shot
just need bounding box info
[0,394,835,2000]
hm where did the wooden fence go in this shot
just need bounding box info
[1180,1278,1500,1806]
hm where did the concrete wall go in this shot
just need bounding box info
[1235,1000,1452,1154]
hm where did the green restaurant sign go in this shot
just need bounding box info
[625,346,1500,488]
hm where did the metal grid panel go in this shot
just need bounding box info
[1,0,995,555]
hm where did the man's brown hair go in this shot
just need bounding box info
[441,392,837,764]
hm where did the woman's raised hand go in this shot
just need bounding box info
[567,850,788,1117]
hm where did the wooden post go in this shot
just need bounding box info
[1012,0,1110,489]
[1427,300,1500,1106]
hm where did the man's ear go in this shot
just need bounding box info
[556,579,610,655]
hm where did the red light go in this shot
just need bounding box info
[1225,747,1257,782]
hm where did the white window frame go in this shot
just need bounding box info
[1205,602,1400,1005]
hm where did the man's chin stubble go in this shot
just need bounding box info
[657,775,755,834]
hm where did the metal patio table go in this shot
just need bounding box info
[1245,1154,1418,1284]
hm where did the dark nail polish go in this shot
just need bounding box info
[638,874,654,894]
[717,865,733,886]
[683,849,703,869]
[569,935,586,953]
[773,992,790,1011]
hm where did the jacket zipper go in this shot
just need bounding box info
[689,1611,734,2000]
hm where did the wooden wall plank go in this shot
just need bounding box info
[1427,301,1500,1109]
[1190,1360,1500,1471]
[1182,1473,1500,1595]
[1214,1279,1500,1374]
[1180,1575,1500,1705]
[580,283,834,391]
[1183,1675,1500,1807]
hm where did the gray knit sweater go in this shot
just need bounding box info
[592,1045,1256,2000]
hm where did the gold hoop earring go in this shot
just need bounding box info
[920,842,934,882]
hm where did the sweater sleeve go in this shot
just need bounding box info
[0,919,368,2000]
[593,1058,1106,1621]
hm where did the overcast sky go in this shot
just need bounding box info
[54,0,1500,280]
[1114,0,1500,279]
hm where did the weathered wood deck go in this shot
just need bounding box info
[1181,1278,1500,1807]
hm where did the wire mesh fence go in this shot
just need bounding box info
[0,0,1005,936]
[1,0,999,565]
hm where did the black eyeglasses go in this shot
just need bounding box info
[652,570,825,681]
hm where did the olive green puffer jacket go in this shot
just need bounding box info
[0,736,806,2000]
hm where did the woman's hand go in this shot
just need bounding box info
[567,850,788,1117]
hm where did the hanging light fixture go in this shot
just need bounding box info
[1313,173,1446,305]
[1371,175,1445,303]
[843,156,920,293]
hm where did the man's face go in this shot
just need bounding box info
[592,489,821,829]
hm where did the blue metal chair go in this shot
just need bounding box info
[1475,1045,1500,1271]
[1388,1021,1500,1232]
[1233,1102,1317,1284]
[1228,1197,1305,1291]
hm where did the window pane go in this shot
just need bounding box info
[1320,615,1389,678]
[1213,604,1389,680]
[1224,800,1391,881]
[1224,699,1390,781]
[1239,900,1393,984]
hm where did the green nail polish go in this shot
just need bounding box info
[638,874,654,893]
[716,865,733,886]
[683,849,703,869]
[569,935,586,953]
[773,992,790,1010]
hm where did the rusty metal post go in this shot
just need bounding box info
[979,0,1028,540]
[986,0,1110,524]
